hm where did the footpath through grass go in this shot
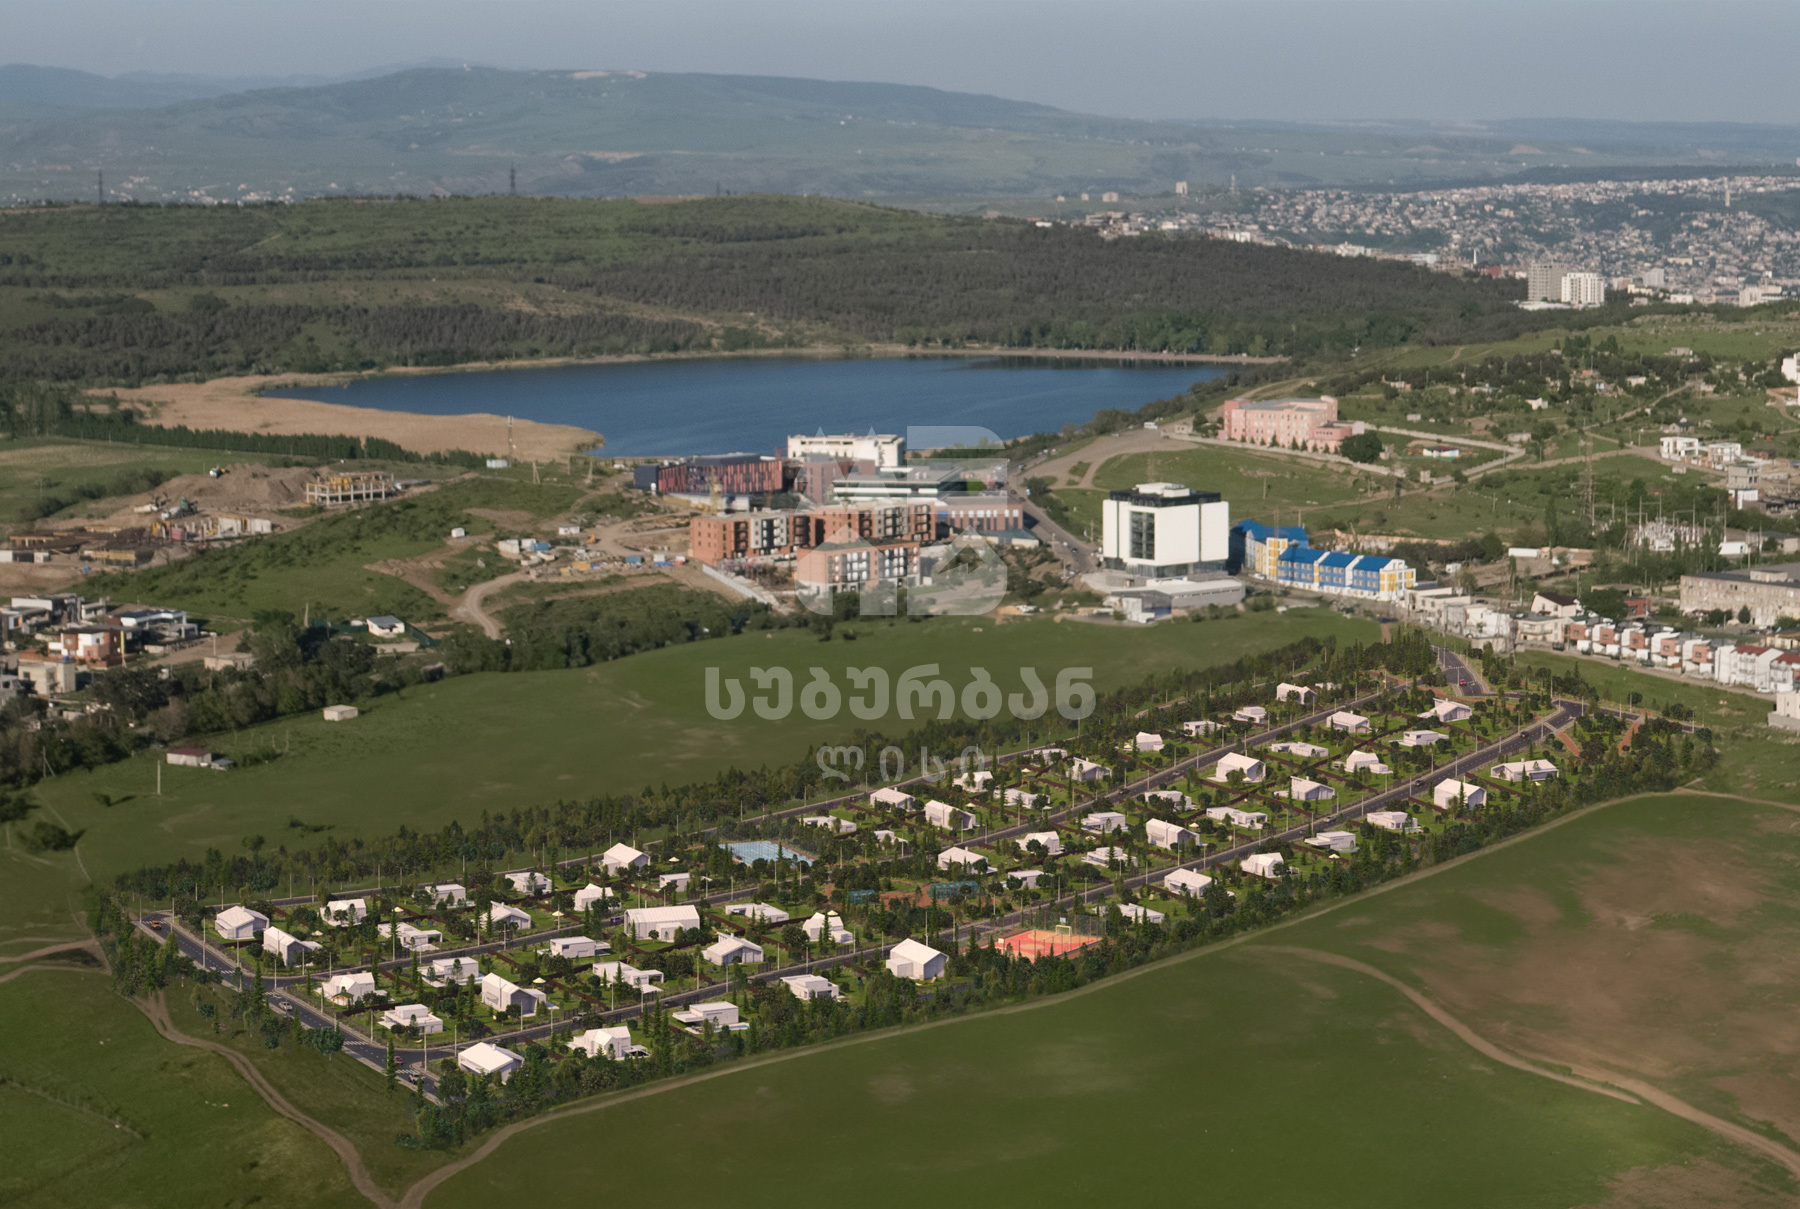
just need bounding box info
[0,970,363,1209]
[1263,790,1800,1182]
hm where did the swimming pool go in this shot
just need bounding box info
[721,840,814,866]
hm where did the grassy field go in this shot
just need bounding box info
[1094,442,1372,515]
[0,843,90,958]
[27,608,1374,884]
[1300,452,1692,542]
[82,474,585,624]
[160,986,451,1197]
[0,437,237,534]
[0,970,362,1208]
[1264,790,1800,1177]
[420,879,1773,1208]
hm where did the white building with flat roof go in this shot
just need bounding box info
[787,431,905,468]
[1101,483,1230,578]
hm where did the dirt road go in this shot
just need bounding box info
[451,572,528,639]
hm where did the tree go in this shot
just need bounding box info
[1340,431,1383,464]
[1738,606,1753,624]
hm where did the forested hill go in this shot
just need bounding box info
[0,193,1568,384]
[3,64,1785,204]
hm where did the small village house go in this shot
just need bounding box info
[782,974,842,1000]
[1275,682,1316,705]
[1492,759,1560,782]
[1289,776,1336,802]
[724,902,789,923]
[262,925,321,966]
[623,905,700,941]
[573,883,613,912]
[1305,831,1357,853]
[379,1004,444,1034]
[592,960,664,989]
[923,800,977,831]
[702,935,765,966]
[1432,779,1488,810]
[1242,852,1287,879]
[1145,818,1199,850]
[1210,752,1265,783]
[601,842,650,874]
[802,911,854,945]
[1163,868,1214,896]
[571,1027,635,1060]
[213,904,267,941]
[937,846,988,872]
[458,1041,524,1083]
[886,938,947,980]
[1069,757,1113,782]
[481,972,548,1017]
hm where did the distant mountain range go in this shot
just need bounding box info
[1,64,1796,204]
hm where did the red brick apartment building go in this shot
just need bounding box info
[689,502,934,566]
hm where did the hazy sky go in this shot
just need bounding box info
[8,0,1800,124]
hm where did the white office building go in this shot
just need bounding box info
[1100,483,1230,579]
[787,431,905,468]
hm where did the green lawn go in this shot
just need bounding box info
[29,608,1374,885]
[1264,791,1800,1171]
[420,909,1759,1209]
[0,972,362,1208]
[1094,443,1371,515]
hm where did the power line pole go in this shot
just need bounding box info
[96,169,103,205]
[1581,432,1595,533]
[509,162,516,196]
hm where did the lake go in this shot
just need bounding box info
[265,355,1222,456]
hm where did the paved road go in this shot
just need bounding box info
[1436,646,1489,697]
[1020,499,1093,574]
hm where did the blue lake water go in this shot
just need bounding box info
[266,356,1221,457]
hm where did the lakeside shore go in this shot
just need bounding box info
[84,343,1270,462]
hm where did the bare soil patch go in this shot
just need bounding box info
[1575,1159,1793,1209]
[91,375,600,462]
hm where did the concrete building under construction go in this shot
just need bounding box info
[305,472,397,507]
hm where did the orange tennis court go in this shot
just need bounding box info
[995,928,1100,958]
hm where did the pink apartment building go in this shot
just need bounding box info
[1220,396,1367,453]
